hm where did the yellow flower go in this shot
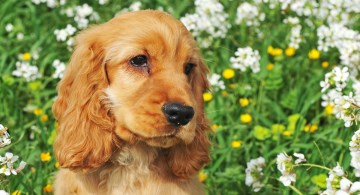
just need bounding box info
[239,98,250,107]
[240,114,252,123]
[321,61,329,69]
[304,124,318,133]
[268,46,282,56]
[41,114,48,122]
[203,92,213,102]
[231,140,242,148]
[33,108,43,116]
[40,152,51,162]
[55,162,60,169]
[266,63,274,71]
[222,69,235,79]
[43,184,53,193]
[282,130,292,137]
[12,190,21,195]
[285,47,296,57]
[222,90,228,97]
[198,170,208,182]
[308,49,320,60]
[325,105,334,115]
[229,84,236,89]
[211,124,220,132]
[22,52,31,61]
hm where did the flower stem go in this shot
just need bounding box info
[289,185,303,195]
[294,163,332,171]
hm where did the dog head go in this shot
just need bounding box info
[53,10,210,176]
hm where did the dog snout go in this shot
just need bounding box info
[162,103,194,126]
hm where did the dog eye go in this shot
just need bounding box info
[184,63,195,75]
[130,55,148,67]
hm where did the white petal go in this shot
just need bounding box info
[350,181,360,193]
[340,178,351,190]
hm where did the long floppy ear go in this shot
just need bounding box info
[167,58,211,179]
[52,28,118,171]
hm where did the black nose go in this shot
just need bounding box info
[162,103,194,126]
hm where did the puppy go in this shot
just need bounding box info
[52,10,211,195]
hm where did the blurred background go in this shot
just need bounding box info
[0,0,359,194]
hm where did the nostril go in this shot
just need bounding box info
[162,103,194,126]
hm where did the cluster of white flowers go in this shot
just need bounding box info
[278,0,317,16]
[230,47,260,73]
[0,153,26,176]
[0,124,26,178]
[276,152,306,186]
[52,59,66,79]
[283,17,302,49]
[316,0,360,26]
[117,2,142,14]
[31,0,66,8]
[245,157,265,192]
[180,0,230,48]
[235,2,265,27]
[320,67,360,127]
[317,24,360,74]
[12,61,41,81]
[54,24,76,47]
[208,73,225,91]
[350,130,360,177]
[0,125,10,148]
[321,164,360,195]
[74,4,99,29]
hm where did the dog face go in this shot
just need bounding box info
[53,10,210,172]
[103,11,207,148]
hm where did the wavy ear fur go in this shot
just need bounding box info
[52,28,117,171]
[167,58,211,179]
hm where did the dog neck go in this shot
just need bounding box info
[79,142,173,192]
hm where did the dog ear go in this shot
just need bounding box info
[167,58,211,179]
[53,28,118,171]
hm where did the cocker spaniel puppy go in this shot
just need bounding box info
[52,10,211,195]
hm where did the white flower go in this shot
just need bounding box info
[52,59,66,79]
[5,23,13,32]
[276,152,292,174]
[0,124,11,148]
[293,153,306,164]
[54,24,76,42]
[230,47,261,73]
[208,74,225,90]
[350,130,360,177]
[12,61,41,81]
[180,0,230,48]
[16,33,24,40]
[0,190,9,195]
[333,163,345,177]
[245,157,265,192]
[235,2,265,27]
[279,173,296,186]
[0,152,19,176]
[98,0,108,5]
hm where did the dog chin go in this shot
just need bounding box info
[143,136,181,148]
[141,127,196,148]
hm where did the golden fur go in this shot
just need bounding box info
[52,10,210,195]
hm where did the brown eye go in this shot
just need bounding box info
[184,63,195,75]
[130,55,148,67]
